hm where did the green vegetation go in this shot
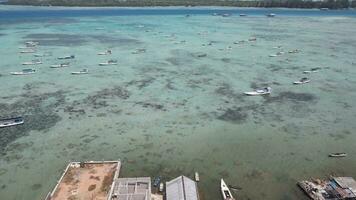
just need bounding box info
[3,0,356,9]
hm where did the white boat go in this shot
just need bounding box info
[132,48,146,54]
[0,117,24,128]
[22,59,42,65]
[266,13,276,17]
[58,55,75,60]
[159,183,164,192]
[97,50,112,55]
[329,153,347,157]
[10,69,36,75]
[248,37,257,42]
[269,54,278,57]
[50,62,70,68]
[221,179,235,200]
[99,59,118,66]
[288,49,300,54]
[71,69,88,75]
[303,67,321,74]
[25,41,39,46]
[20,49,36,53]
[244,87,271,96]
[293,77,310,85]
[195,172,200,182]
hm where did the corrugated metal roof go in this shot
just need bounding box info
[166,176,198,200]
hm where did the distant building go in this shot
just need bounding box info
[166,176,199,200]
[109,177,151,200]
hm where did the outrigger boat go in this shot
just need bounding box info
[58,55,75,60]
[10,69,36,75]
[22,59,42,65]
[329,153,347,157]
[221,179,235,200]
[50,62,70,68]
[99,59,118,66]
[71,69,88,75]
[244,87,271,96]
[0,117,24,128]
[293,77,310,85]
[97,50,112,55]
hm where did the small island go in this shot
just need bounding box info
[2,0,356,9]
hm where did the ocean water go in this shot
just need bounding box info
[0,6,356,200]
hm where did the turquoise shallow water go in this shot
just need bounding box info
[0,6,356,200]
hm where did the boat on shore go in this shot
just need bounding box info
[58,55,75,60]
[244,87,271,96]
[71,69,88,75]
[10,69,36,75]
[293,77,310,85]
[0,117,24,128]
[97,50,112,55]
[221,179,235,200]
[50,62,70,68]
[329,153,347,157]
[22,59,42,65]
[99,59,118,66]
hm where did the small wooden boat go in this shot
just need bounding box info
[221,179,235,200]
[50,62,70,68]
[99,59,118,66]
[0,117,24,128]
[58,55,75,60]
[10,69,36,75]
[294,77,310,85]
[195,172,200,182]
[22,59,42,65]
[71,69,88,75]
[329,153,347,157]
[97,50,112,55]
[244,87,271,96]
[159,183,164,192]
[303,67,321,74]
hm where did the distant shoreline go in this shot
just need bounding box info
[2,0,356,10]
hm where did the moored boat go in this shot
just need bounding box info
[10,69,36,75]
[71,69,88,75]
[195,172,200,182]
[239,14,247,17]
[303,67,321,74]
[50,62,70,68]
[221,179,235,200]
[266,13,276,17]
[329,153,347,157]
[153,176,161,187]
[22,59,42,65]
[132,48,146,54]
[244,87,271,96]
[97,50,112,55]
[0,117,24,128]
[294,77,310,85]
[20,49,36,54]
[99,59,118,66]
[58,55,75,60]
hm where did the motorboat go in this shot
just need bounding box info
[10,69,36,75]
[234,40,246,44]
[293,77,310,85]
[239,14,247,17]
[58,55,75,60]
[195,172,200,182]
[99,59,118,66]
[132,48,146,54]
[288,49,300,54]
[153,176,161,187]
[25,41,39,46]
[303,67,321,74]
[266,13,276,17]
[71,69,88,75]
[159,183,164,192]
[221,179,235,200]
[22,59,42,65]
[248,37,257,42]
[50,62,70,68]
[97,50,112,55]
[244,87,271,96]
[0,117,24,128]
[222,13,231,17]
[20,49,36,53]
[329,153,347,157]
[269,54,278,57]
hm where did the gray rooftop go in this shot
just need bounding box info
[110,177,151,200]
[334,177,356,193]
[166,176,198,200]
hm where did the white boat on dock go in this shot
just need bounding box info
[71,69,88,75]
[0,117,24,128]
[221,179,235,200]
[99,59,118,66]
[244,87,271,96]
[10,69,36,75]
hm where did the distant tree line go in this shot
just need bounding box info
[3,0,356,9]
